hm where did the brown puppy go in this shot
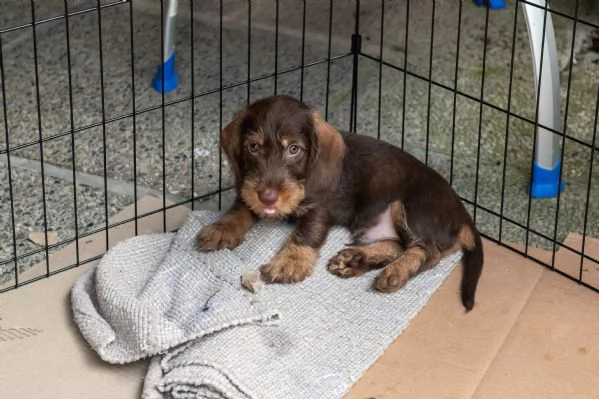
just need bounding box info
[196,94,483,311]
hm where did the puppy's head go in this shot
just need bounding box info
[220,94,345,219]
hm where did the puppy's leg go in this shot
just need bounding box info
[259,239,319,283]
[261,209,330,284]
[328,240,403,278]
[195,198,255,252]
[374,245,431,293]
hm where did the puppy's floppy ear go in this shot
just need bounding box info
[221,109,246,189]
[305,110,346,199]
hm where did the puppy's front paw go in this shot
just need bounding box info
[374,266,406,293]
[260,244,317,284]
[327,247,370,278]
[195,223,245,252]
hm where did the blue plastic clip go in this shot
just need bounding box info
[152,51,179,94]
[529,160,566,199]
[473,0,506,9]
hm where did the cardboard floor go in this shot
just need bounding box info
[2,195,599,399]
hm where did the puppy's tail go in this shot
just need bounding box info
[459,224,484,312]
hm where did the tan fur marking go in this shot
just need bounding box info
[355,240,404,262]
[389,200,406,228]
[328,240,403,278]
[277,180,306,215]
[374,246,427,292]
[389,200,421,246]
[260,240,318,284]
[196,205,254,252]
[240,179,305,219]
[458,225,476,251]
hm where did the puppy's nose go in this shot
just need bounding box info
[258,189,279,206]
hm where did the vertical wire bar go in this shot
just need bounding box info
[349,0,360,133]
[190,0,195,210]
[579,88,599,281]
[498,2,520,243]
[247,0,251,104]
[550,0,580,269]
[0,36,19,287]
[299,0,306,102]
[129,0,139,229]
[524,1,550,256]
[424,0,435,165]
[98,5,113,243]
[449,0,463,186]
[472,5,491,225]
[324,0,333,120]
[376,0,384,140]
[218,0,223,208]
[63,0,80,265]
[95,0,110,251]
[274,0,279,95]
[400,0,410,149]
[30,0,51,275]
[160,1,166,231]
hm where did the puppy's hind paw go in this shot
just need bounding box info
[374,267,406,293]
[327,248,370,278]
[195,223,244,252]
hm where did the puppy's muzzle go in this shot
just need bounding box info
[258,188,279,214]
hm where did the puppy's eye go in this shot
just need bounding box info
[248,143,260,153]
[287,144,300,156]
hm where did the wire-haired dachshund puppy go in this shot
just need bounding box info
[196,94,484,311]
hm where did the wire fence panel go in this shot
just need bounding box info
[1,0,598,294]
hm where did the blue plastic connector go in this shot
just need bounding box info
[473,0,506,9]
[529,160,565,199]
[152,51,179,94]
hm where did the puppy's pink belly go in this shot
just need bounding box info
[359,207,399,244]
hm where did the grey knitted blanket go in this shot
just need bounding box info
[71,211,461,399]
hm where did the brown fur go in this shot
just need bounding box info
[306,111,346,200]
[196,94,484,311]
[220,111,246,189]
[195,199,254,251]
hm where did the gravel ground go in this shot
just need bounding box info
[1,0,598,287]
[0,157,132,285]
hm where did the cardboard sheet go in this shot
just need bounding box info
[554,233,599,289]
[345,239,545,399]
[472,270,599,399]
[2,195,599,399]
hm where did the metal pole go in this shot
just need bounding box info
[522,0,564,198]
[152,0,179,93]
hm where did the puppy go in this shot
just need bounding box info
[196,95,483,311]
